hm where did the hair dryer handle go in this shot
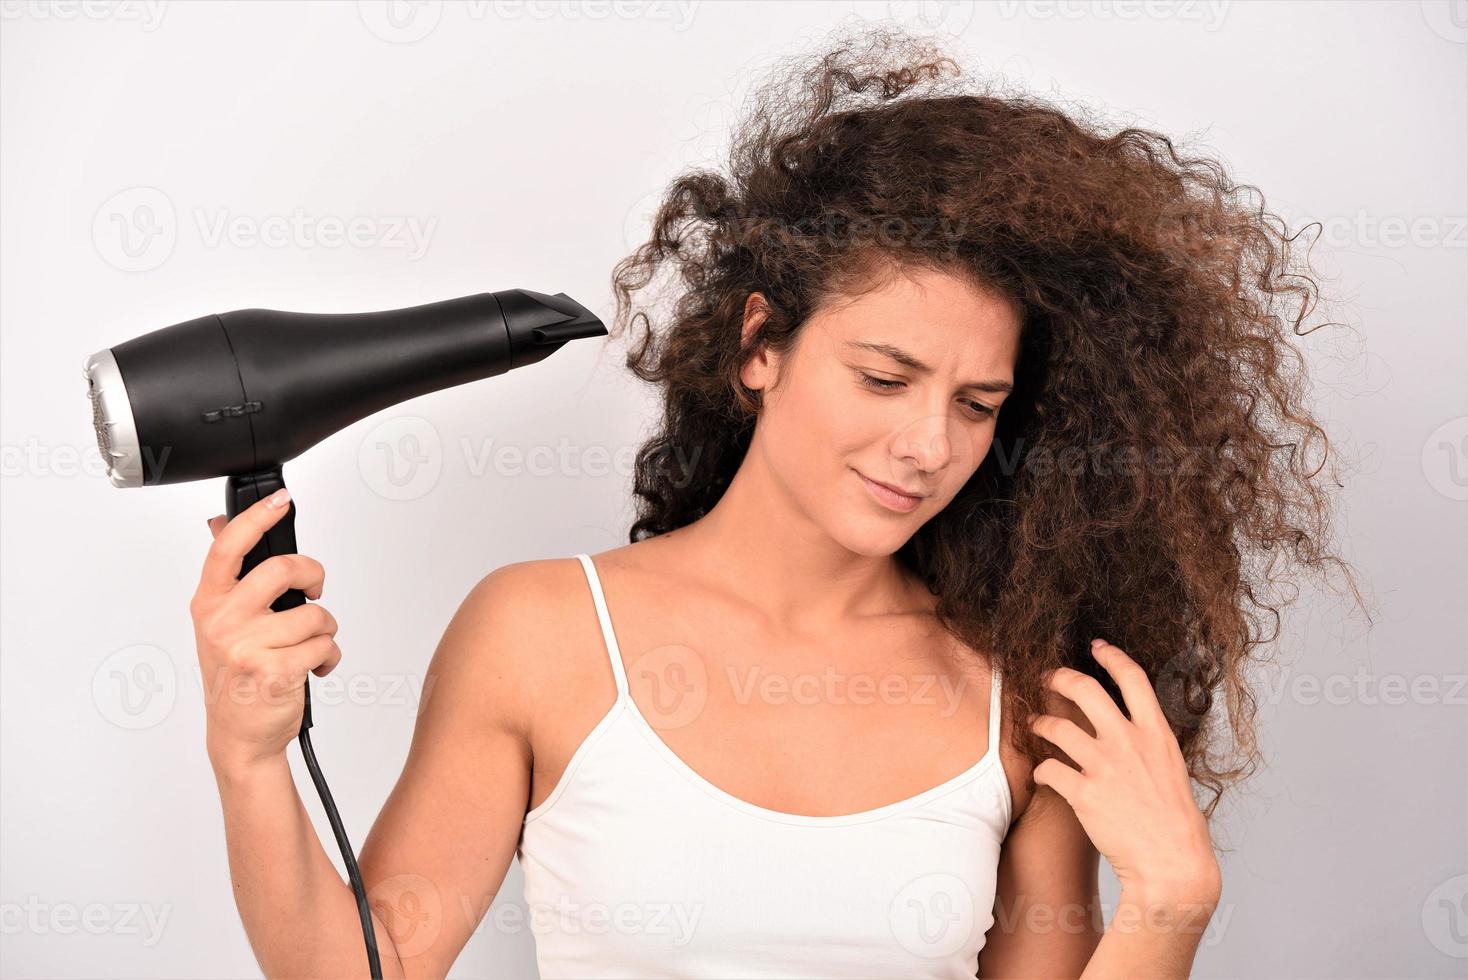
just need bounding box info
[225,467,312,733]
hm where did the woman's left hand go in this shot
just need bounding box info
[1030,638,1222,908]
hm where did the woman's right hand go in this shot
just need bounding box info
[190,488,342,771]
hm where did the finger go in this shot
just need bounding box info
[1030,714,1104,772]
[1044,666,1128,739]
[207,514,226,540]
[1091,639,1169,732]
[233,553,325,613]
[255,602,338,650]
[198,490,294,597]
[279,633,341,679]
[1032,756,1086,806]
[310,638,343,677]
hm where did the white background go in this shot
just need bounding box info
[2,1,1465,976]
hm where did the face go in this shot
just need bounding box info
[740,263,1022,556]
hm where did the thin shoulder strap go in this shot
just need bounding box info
[574,553,629,696]
[987,664,1003,760]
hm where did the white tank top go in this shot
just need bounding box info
[514,553,1013,979]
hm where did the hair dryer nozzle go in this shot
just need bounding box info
[498,289,608,370]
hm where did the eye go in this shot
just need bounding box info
[860,371,997,421]
[857,371,903,392]
[963,400,996,420]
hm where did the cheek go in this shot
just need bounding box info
[760,374,855,476]
[971,427,996,464]
[951,424,996,475]
[784,370,870,447]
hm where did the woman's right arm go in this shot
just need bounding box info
[194,491,543,978]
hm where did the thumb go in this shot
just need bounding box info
[206,514,226,539]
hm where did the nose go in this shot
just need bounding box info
[894,413,953,473]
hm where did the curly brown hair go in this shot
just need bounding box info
[605,25,1373,823]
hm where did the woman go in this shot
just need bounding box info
[190,27,1367,979]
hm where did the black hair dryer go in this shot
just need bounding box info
[83,289,607,977]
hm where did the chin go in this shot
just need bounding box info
[826,516,913,559]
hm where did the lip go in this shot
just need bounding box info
[854,468,925,513]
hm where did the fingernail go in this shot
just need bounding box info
[1091,638,1104,647]
[266,488,290,508]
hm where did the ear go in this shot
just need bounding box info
[739,292,773,394]
[741,291,769,346]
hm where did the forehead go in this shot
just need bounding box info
[808,264,1021,369]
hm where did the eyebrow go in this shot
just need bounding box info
[844,340,1014,395]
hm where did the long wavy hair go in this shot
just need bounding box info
[606,25,1373,822]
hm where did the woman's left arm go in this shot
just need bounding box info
[1035,638,1223,978]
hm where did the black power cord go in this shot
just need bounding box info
[297,681,384,978]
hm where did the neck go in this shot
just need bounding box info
[671,436,928,635]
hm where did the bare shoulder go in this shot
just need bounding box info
[427,555,602,738]
[463,553,589,619]
[583,533,683,580]
[441,540,671,737]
